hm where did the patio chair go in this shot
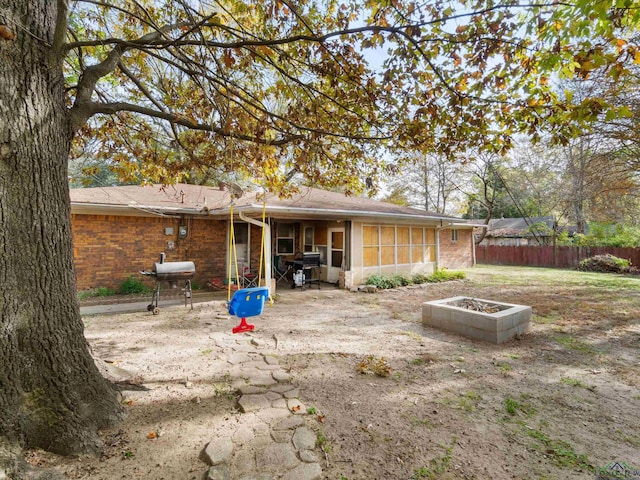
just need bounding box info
[273,255,290,283]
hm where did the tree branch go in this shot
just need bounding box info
[53,0,69,55]
[85,101,301,145]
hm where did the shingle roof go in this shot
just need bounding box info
[485,216,555,237]
[70,183,466,224]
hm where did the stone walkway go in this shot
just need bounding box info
[202,332,323,480]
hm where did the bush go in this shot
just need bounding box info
[411,272,430,284]
[365,269,466,290]
[77,286,115,300]
[118,276,150,295]
[577,254,630,273]
[365,274,403,289]
[427,269,466,283]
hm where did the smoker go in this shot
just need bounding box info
[140,253,195,315]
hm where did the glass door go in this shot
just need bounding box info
[327,228,344,283]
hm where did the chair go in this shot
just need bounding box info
[273,255,290,284]
[228,286,269,334]
[240,265,258,288]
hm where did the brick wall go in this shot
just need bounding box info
[438,228,474,269]
[71,214,226,290]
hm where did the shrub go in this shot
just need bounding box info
[365,269,465,289]
[427,269,466,283]
[365,274,400,289]
[577,254,630,273]
[77,286,115,300]
[118,276,150,295]
[411,272,430,284]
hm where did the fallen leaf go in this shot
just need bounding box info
[291,405,301,412]
[317,415,325,423]
[147,432,157,439]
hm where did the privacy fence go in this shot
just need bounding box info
[476,245,640,269]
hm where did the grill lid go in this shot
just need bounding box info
[153,261,196,281]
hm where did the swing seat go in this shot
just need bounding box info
[228,287,269,319]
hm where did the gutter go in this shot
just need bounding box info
[233,204,466,224]
[71,202,209,217]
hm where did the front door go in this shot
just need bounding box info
[327,228,344,283]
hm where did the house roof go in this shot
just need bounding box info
[69,183,473,226]
[485,216,555,238]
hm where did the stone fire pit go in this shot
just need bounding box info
[422,296,532,344]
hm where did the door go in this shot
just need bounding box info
[327,228,344,283]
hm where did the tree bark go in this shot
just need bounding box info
[0,0,122,455]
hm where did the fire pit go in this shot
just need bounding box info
[422,296,531,344]
[140,255,195,315]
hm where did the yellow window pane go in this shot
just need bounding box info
[411,227,423,244]
[426,245,436,261]
[397,227,410,244]
[412,246,424,263]
[426,228,435,244]
[363,226,378,246]
[381,246,395,265]
[363,246,379,266]
[381,227,395,245]
[397,246,410,264]
[314,226,327,245]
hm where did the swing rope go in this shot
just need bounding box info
[257,196,267,287]
[227,203,240,302]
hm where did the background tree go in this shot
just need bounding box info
[1,0,639,458]
[386,152,463,214]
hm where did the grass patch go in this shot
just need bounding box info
[504,396,536,417]
[553,335,597,355]
[616,429,640,447]
[411,436,456,479]
[408,417,433,430]
[467,264,640,291]
[560,377,595,391]
[440,391,481,412]
[523,425,592,471]
[77,286,116,300]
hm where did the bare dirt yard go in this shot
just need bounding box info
[27,265,640,479]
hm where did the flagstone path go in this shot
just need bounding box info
[202,332,322,480]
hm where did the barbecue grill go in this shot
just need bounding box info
[140,255,195,315]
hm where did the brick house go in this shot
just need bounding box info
[70,184,478,291]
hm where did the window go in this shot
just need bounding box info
[451,229,459,242]
[364,225,438,267]
[277,223,295,254]
[363,225,379,267]
[303,226,314,252]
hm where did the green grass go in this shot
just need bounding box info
[523,425,592,471]
[466,264,640,290]
[560,377,595,391]
[365,269,466,289]
[77,286,116,300]
[553,334,598,354]
[504,396,536,417]
[411,437,456,479]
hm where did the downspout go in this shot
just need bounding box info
[472,231,477,266]
[434,220,453,272]
[239,211,272,294]
[435,223,442,272]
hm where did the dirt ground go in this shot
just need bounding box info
[27,266,640,479]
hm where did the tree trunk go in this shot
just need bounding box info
[0,1,122,455]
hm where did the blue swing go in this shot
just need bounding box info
[229,286,269,333]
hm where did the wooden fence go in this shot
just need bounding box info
[476,245,640,269]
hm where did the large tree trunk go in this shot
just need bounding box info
[0,1,122,455]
